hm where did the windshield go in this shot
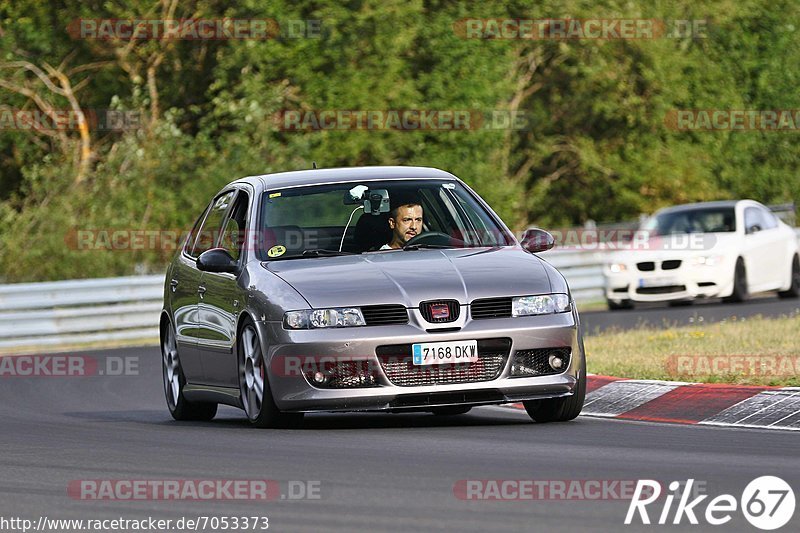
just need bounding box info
[257,179,514,260]
[642,207,736,235]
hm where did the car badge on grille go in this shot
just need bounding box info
[430,303,450,320]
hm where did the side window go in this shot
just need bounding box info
[759,207,778,230]
[744,207,765,233]
[219,191,250,261]
[184,203,211,257]
[191,190,236,256]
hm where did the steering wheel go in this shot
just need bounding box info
[404,231,465,248]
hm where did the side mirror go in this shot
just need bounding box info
[197,248,238,273]
[521,228,555,253]
[746,224,761,235]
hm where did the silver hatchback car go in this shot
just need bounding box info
[161,166,585,427]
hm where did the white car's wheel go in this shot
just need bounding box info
[778,254,800,298]
[723,258,748,303]
[606,298,633,310]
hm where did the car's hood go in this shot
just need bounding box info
[263,247,552,308]
[606,232,741,262]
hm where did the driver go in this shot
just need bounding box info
[381,202,423,249]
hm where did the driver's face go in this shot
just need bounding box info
[388,205,423,247]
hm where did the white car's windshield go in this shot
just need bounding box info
[642,207,736,236]
[257,179,513,259]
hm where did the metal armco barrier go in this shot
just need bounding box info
[0,276,163,350]
[1,228,798,350]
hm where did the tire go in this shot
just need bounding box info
[430,406,472,416]
[238,319,304,429]
[778,254,800,299]
[161,320,217,421]
[522,356,586,423]
[723,258,748,303]
[606,298,633,310]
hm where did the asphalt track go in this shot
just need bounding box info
[1,346,798,532]
[580,294,800,334]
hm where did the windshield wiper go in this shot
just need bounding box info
[402,243,452,251]
[301,249,355,257]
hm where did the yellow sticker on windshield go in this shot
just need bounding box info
[269,192,282,198]
[267,245,286,257]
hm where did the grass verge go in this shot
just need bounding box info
[584,315,800,387]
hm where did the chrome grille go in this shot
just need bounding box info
[376,339,511,387]
[470,297,512,319]
[361,304,408,326]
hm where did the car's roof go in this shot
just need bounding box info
[232,166,459,191]
[656,200,744,214]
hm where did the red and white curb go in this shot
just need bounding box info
[505,376,800,431]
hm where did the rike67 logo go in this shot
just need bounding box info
[626,477,795,530]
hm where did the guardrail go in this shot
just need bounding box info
[0,276,163,350]
[1,228,798,351]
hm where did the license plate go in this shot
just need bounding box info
[412,340,479,365]
[639,277,678,288]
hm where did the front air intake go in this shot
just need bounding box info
[510,348,572,377]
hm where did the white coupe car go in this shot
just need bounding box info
[603,200,800,309]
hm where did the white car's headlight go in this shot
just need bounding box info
[284,308,366,329]
[691,255,724,267]
[607,262,627,273]
[511,294,571,317]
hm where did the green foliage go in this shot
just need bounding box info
[0,0,798,281]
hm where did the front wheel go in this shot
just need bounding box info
[239,320,304,429]
[723,258,748,303]
[778,254,800,298]
[606,298,633,311]
[162,321,217,421]
[523,354,586,423]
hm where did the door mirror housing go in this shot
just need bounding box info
[746,224,762,235]
[521,228,555,253]
[197,248,238,273]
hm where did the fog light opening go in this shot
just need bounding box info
[548,354,564,371]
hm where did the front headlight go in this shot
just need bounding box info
[512,294,571,317]
[607,262,627,273]
[691,255,724,267]
[284,307,366,329]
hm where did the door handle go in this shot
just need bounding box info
[170,279,179,292]
[197,285,207,298]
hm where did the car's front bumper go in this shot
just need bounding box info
[255,309,583,412]
[604,261,735,303]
